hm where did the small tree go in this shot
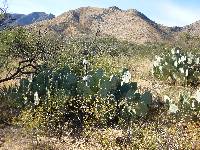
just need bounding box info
[0,27,63,84]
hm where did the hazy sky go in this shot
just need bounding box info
[5,0,200,27]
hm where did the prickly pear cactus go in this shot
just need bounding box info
[77,80,93,98]
[141,91,152,106]
[135,101,149,117]
[153,47,200,86]
[14,64,154,126]
[98,76,111,98]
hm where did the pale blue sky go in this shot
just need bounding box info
[5,0,200,27]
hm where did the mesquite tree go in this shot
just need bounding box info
[0,27,63,84]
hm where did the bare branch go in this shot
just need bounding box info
[0,59,38,84]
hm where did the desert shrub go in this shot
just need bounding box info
[0,85,22,124]
[153,47,200,86]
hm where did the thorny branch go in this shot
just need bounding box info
[0,59,38,83]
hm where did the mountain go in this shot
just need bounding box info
[2,12,55,27]
[181,20,200,37]
[26,6,200,44]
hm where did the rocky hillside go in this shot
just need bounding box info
[28,6,199,44]
[181,20,200,37]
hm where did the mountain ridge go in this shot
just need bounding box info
[19,6,200,44]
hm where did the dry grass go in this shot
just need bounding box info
[1,120,200,150]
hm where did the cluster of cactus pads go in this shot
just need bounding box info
[15,63,153,122]
[153,47,200,86]
[163,90,200,121]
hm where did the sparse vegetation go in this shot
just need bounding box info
[0,6,200,150]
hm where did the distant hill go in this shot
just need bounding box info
[2,12,55,28]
